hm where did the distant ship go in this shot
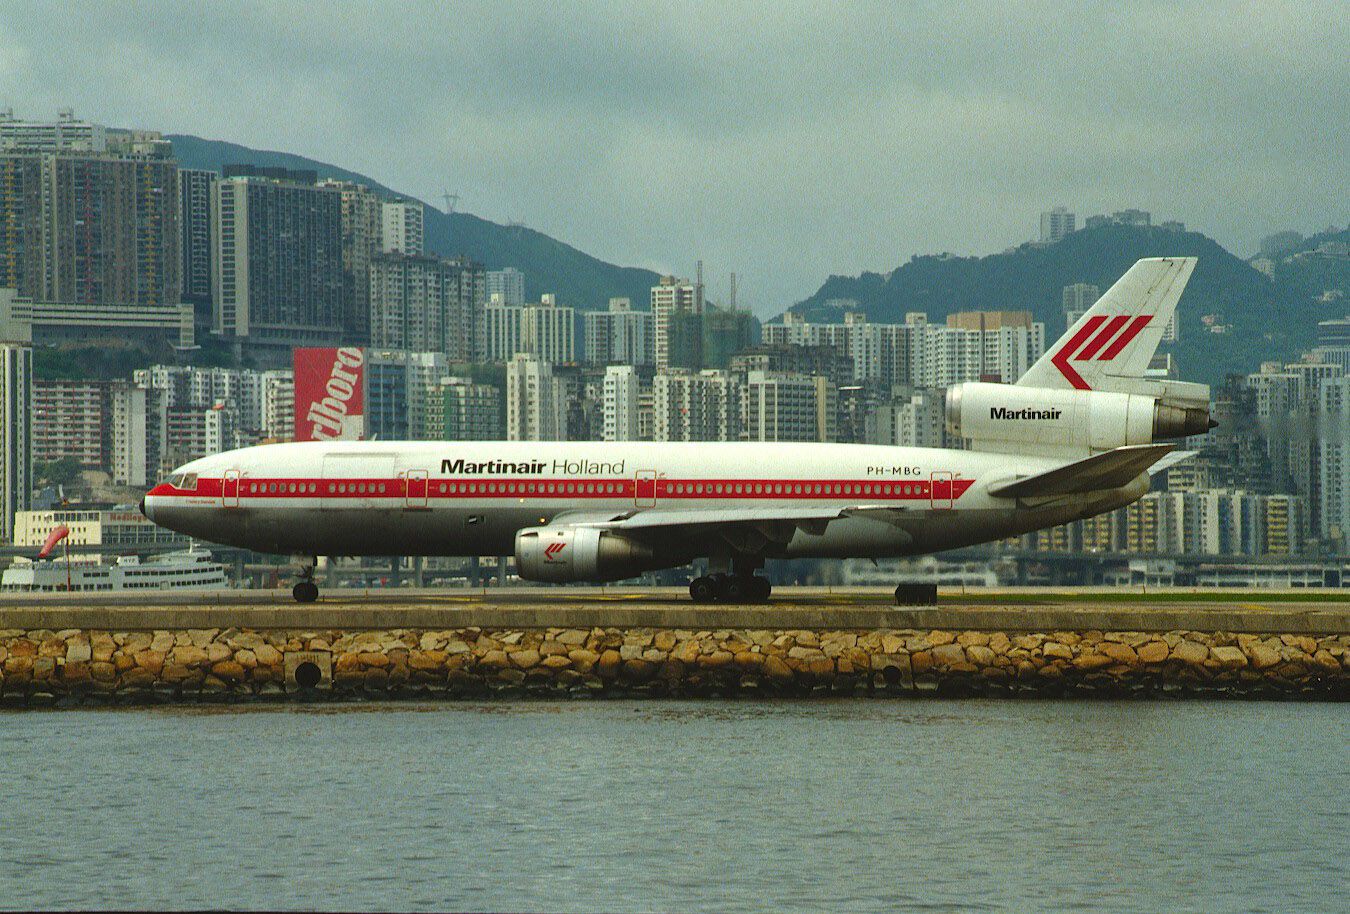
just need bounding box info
[0,546,228,593]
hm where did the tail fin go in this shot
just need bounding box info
[1018,257,1196,392]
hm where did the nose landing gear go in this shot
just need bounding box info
[291,556,319,603]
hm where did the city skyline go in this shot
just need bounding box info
[0,2,1344,310]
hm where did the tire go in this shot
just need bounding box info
[722,576,749,603]
[689,576,717,603]
[751,576,772,602]
[293,581,319,603]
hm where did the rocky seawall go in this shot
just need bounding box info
[1,625,1346,705]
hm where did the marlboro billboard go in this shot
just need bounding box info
[293,347,365,441]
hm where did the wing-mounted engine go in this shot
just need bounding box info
[515,526,675,583]
[945,381,1213,456]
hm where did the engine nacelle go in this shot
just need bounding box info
[945,382,1213,454]
[515,526,671,583]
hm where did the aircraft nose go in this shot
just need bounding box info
[139,496,146,517]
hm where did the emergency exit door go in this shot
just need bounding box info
[930,472,954,510]
[634,471,657,508]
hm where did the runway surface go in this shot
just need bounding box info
[0,586,1344,634]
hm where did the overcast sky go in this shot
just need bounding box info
[2,1,1345,313]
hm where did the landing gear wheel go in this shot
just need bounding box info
[722,576,750,603]
[689,576,718,603]
[292,581,319,603]
[750,576,772,602]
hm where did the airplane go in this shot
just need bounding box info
[142,257,1215,604]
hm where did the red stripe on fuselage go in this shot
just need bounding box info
[161,477,977,503]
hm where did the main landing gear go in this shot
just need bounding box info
[689,573,772,604]
[292,556,319,603]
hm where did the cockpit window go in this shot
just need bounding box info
[166,473,198,490]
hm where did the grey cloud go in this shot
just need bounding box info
[1,0,1344,311]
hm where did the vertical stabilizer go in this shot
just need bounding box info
[1017,257,1195,392]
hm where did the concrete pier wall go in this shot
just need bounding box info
[2,622,1346,705]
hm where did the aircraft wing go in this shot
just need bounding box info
[987,443,1174,499]
[555,505,913,552]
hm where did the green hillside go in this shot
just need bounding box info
[787,224,1346,384]
[168,135,660,309]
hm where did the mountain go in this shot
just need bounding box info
[784,224,1347,385]
[168,135,661,309]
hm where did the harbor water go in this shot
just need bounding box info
[0,700,1345,913]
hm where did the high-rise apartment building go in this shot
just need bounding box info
[318,179,383,344]
[428,377,503,441]
[701,305,756,370]
[652,369,741,442]
[0,109,106,152]
[584,297,653,366]
[506,354,564,441]
[1061,283,1099,329]
[1317,374,1349,547]
[369,253,483,360]
[1039,206,1076,243]
[178,167,216,318]
[482,294,576,364]
[0,142,179,308]
[486,267,525,306]
[380,199,424,255]
[744,371,832,443]
[1,334,33,542]
[32,380,114,469]
[602,365,641,441]
[212,169,345,353]
[651,275,703,371]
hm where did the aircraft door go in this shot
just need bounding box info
[222,469,241,508]
[634,471,657,508]
[930,471,954,510]
[403,469,429,509]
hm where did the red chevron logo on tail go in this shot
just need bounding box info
[1050,314,1152,389]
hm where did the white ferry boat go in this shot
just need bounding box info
[0,546,228,593]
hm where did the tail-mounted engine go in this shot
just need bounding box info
[945,381,1214,455]
[515,526,674,583]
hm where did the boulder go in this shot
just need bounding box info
[1072,652,1113,670]
[1137,641,1169,664]
[957,631,990,647]
[480,650,510,669]
[133,650,165,675]
[234,649,257,669]
[965,645,996,666]
[763,655,793,681]
[1042,642,1072,660]
[1210,646,1248,669]
[931,644,965,667]
[1173,641,1209,665]
[557,629,589,645]
[1098,642,1137,664]
[881,634,906,654]
[597,650,622,678]
[540,655,572,670]
[254,644,282,667]
[65,640,92,664]
[1246,643,1281,670]
[653,631,677,652]
[357,651,389,668]
[511,649,541,670]
[927,630,955,647]
[150,631,176,653]
[210,660,245,681]
[567,649,599,672]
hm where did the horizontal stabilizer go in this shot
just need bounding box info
[988,444,1174,499]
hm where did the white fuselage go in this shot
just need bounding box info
[142,440,1145,562]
